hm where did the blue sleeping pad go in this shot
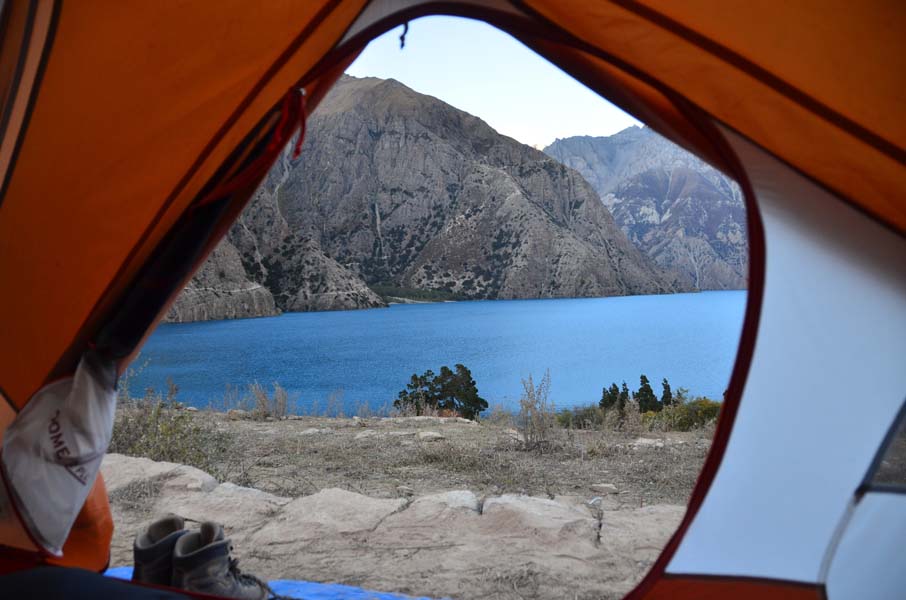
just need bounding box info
[105,566,440,599]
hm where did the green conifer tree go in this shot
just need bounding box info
[618,382,630,416]
[661,378,673,407]
[600,383,620,409]
[635,374,660,412]
[449,364,487,420]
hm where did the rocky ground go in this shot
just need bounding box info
[105,415,711,599]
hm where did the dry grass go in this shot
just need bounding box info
[110,395,235,480]
[107,477,163,515]
[112,360,713,506]
[173,413,713,506]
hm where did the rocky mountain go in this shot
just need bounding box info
[279,76,680,299]
[165,240,278,323]
[229,152,386,313]
[167,76,685,322]
[544,127,747,290]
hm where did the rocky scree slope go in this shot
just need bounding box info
[545,126,747,290]
[167,76,683,322]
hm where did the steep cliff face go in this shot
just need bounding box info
[229,149,386,314]
[545,127,747,290]
[168,76,688,322]
[278,76,680,299]
[164,240,279,323]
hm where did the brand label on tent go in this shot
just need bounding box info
[0,352,116,556]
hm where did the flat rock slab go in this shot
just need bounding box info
[250,488,407,541]
[591,483,619,495]
[104,454,683,600]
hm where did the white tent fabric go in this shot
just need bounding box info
[0,353,116,555]
[825,492,906,598]
[667,129,906,583]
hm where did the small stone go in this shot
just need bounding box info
[396,485,415,497]
[417,431,445,441]
[387,431,417,437]
[591,483,618,495]
[503,428,521,441]
[631,437,665,449]
[299,428,331,436]
[185,406,199,412]
[354,430,380,440]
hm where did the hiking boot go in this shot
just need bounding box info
[172,522,269,600]
[133,515,188,586]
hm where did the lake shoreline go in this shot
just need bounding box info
[135,291,746,411]
[161,288,749,327]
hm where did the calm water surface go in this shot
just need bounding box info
[131,291,746,413]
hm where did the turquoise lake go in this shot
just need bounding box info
[130,291,746,413]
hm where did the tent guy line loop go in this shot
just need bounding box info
[399,21,409,49]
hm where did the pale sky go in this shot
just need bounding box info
[345,16,641,149]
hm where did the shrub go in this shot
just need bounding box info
[517,371,557,453]
[556,404,606,430]
[215,382,295,419]
[324,388,345,418]
[681,398,721,429]
[247,381,292,420]
[111,392,233,479]
[641,397,721,432]
[621,399,643,433]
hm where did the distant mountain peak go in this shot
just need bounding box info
[544,128,747,291]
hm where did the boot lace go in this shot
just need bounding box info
[228,555,289,600]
